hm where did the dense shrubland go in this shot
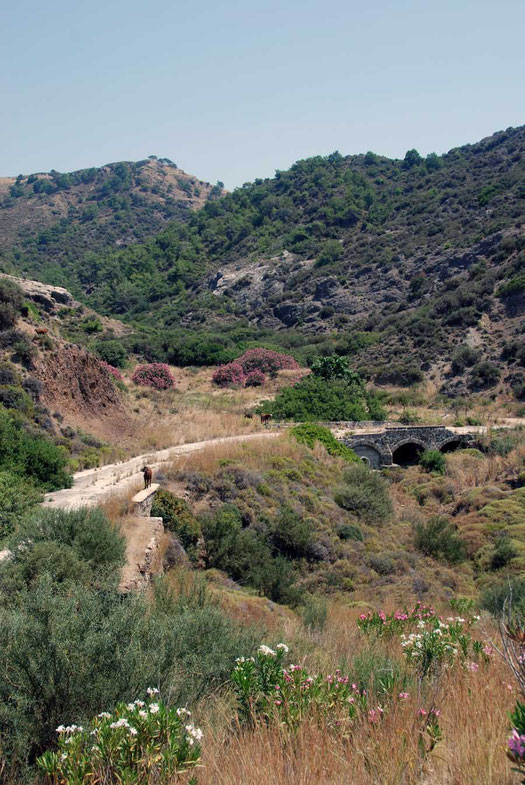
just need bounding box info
[2,428,525,781]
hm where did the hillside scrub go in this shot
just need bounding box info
[334,463,393,525]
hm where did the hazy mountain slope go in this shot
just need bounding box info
[0,157,222,291]
[2,127,524,392]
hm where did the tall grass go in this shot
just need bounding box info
[198,602,515,785]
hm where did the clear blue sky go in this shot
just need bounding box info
[2,0,524,189]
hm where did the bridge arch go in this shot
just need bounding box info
[391,439,426,466]
[437,437,464,454]
[350,440,386,469]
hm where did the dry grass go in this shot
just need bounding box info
[197,602,517,785]
[165,432,308,476]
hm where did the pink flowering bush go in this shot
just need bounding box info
[131,363,175,390]
[37,691,202,784]
[245,369,266,387]
[508,701,525,781]
[357,603,437,638]
[232,643,369,729]
[235,348,300,375]
[100,361,123,381]
[358,605,489,677]
[212,362,245,388]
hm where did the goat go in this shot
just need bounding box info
[260,413,273,426]
[35,327,48,335]
[141,465,153,489]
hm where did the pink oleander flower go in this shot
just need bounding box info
[508,729,525,759]
[418,709,428,717]
[398,692,409,700]
[466,662,479,672]
[483,645,493,657]
[274,700,282,706]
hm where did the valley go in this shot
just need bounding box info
[0,126,525,785]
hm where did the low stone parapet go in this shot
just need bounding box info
[131,483,160,516]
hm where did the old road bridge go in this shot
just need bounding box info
[342,426,476,468]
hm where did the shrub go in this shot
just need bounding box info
[37,694,202,784]
[490,537,518,570]
[0,363,20,386]
[235,348,299,374]
[0,385,33,414]
[13,507,125,574]
[337,522,363,541]
[419,449,446,475]
[22,376,43,400]
[100,361,123,381]
[310,355,357,381]
[0,279,24,330]
[334,463,392,525]
[245,369,265,387]
[0,406,72,490]
[131,363,175,390]
[481,579,525,616]
[269,506,315,560]
[11,337,36,368]
[0,576,257,779]
[0,327,26,349]
[200,504,298,603]
[0,472,43,541]
[451,345,481,374]
[414,516,466,563]
[212,362,245,387]
[469,361,500,389]
[95,340,128,368]
[151,490,201,550]
[265,375,385,422]
[291,423,359,462]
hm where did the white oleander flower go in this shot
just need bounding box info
[258,645,276,657]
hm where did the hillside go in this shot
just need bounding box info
[0,157,222,292]
[2,126,525,397]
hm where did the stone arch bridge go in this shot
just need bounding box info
[342,426,475,468]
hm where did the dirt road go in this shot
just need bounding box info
[43,419,522,511]
[44,432,281,510]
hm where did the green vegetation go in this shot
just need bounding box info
[414,516,466,564]
[151,490,200,550]
[262,373,385,422]
[0,505,257,780]
[419,450,446,475]
[0,405,71,490]
[334,463,393,525]
[291,423,359,462]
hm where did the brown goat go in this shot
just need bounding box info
[35,327,48,335]
[260,413,273,425]
[141,465,153,489]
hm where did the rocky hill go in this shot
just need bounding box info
[0,157,222,292]
[2,127,525,395]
